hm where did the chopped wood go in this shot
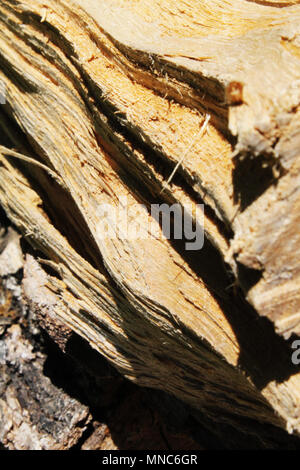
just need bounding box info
[0,0,300,442]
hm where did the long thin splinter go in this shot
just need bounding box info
[160,114,210,194]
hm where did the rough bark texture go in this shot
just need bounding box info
[0,0,300,446]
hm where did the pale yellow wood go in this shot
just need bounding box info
[0,0,299,436]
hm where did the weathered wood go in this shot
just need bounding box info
[1,249,299,450]
[0,0,300,439]
[0,259,210,450]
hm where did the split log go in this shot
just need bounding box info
[0,258,207,450]
[0,0,300,441]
